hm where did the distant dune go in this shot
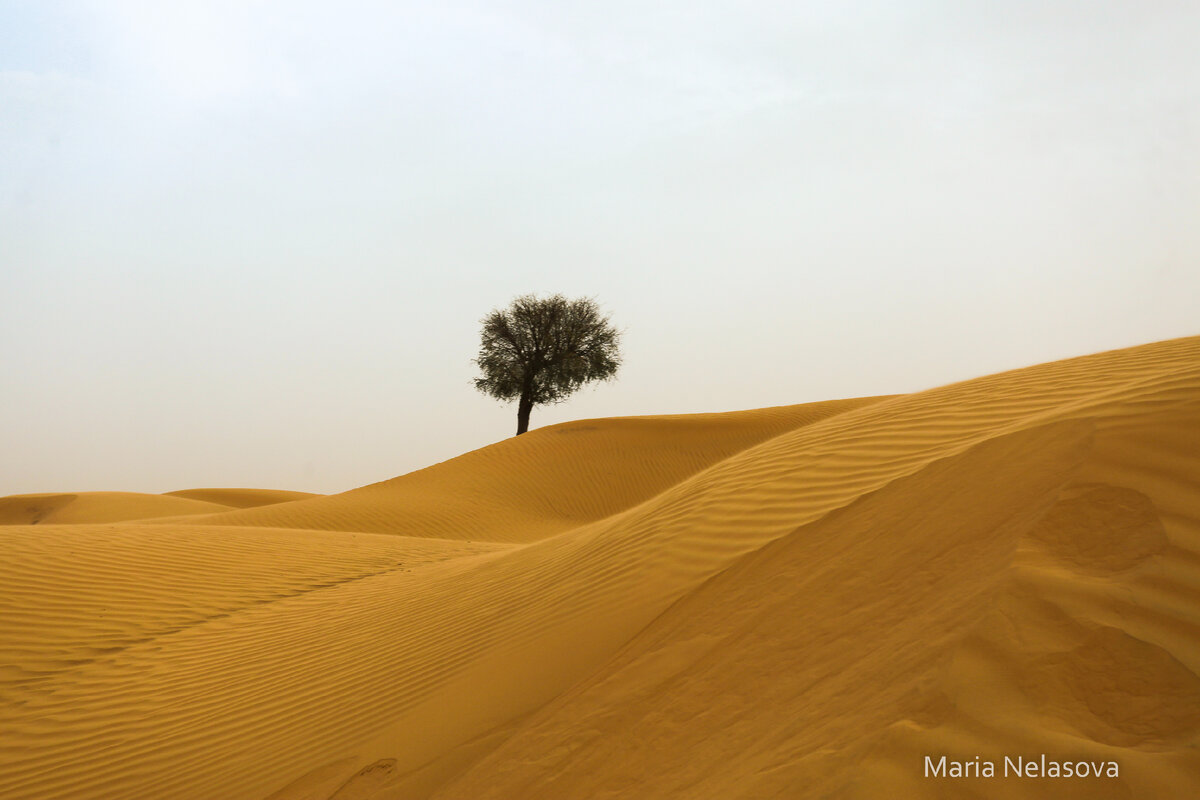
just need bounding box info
[0,491,232,525]
[0,488,322,526]
[1,336,1197,799]
[163,488,321,509]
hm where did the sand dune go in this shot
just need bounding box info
[0,487,318,526]
[1,336,1198,799]
[172,400,885,542]
[163,488,321,509]
[0,491,233,525]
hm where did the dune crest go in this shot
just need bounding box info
[1,336,1197,800]
[172,399,887,542]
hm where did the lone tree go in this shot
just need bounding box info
[474,294,621,435]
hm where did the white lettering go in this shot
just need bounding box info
[932,755,1118,779]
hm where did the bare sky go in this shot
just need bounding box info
[2,0,1198,495]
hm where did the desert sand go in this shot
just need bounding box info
[1,336,1198,799]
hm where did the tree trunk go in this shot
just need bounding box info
[516,393,533,435]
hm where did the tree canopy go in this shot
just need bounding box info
[473,294,621,435]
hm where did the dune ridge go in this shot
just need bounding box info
[0,335,1197,800]
[170,400,887,542]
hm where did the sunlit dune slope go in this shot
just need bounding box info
[1,336,1197,800]
[175,400,883,542]
[163,487,321,509]
[0,491,232,525]
[437,406,1200,800]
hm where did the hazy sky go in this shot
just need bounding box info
[3,1,1198,495]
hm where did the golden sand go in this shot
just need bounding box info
[0,491,233,525]
[1,336,1197,799]
[162,488,321,509]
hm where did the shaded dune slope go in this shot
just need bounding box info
[0,336,1197,800]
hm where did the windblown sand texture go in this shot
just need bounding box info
[1,336,1198,799]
